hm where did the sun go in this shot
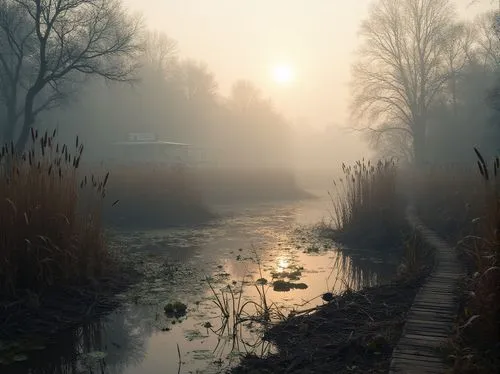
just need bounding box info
[272,64,294,85]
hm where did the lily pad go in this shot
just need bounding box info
[12,354,28,362]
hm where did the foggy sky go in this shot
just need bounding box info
[123,0,494,130]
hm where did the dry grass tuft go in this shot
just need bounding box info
[0,129,109,296]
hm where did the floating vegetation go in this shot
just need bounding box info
[272,280,308,292]
[164,301,188,317]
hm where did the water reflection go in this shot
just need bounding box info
[5,309,148,374]
[3,196,400,374]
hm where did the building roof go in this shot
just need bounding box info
[112,141,191,146]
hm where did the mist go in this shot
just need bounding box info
[1,1,500,373]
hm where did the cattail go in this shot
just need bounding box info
[31,128,35,142]
[52,129,56,137]
[477,161,485,178]
[103,172,109,188]
[474,147,489,181]
[76,136,79,149]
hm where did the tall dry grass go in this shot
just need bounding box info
[328,159,403,247]
[0,129,108,296]
[414,150,499,372]
[449,150,499,372]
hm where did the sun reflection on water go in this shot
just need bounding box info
[276,256,290,272]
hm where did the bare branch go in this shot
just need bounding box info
[351,0,455,164]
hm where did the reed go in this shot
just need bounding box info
[449,150,499,372]
[0,129,109,296]
[328,159,403,247]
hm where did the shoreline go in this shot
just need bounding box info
[231,272,430,374]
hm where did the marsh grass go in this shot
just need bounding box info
[448,150,499,373]
[328,159,404,248]
[0,129,109,296]
[206,259,286,334]
[397,231,432,279]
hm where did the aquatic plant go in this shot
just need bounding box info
[164,301,188,318]
[0,129,109,296]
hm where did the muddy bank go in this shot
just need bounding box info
[232,273,429,374]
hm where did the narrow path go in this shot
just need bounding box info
[389,205,462,374]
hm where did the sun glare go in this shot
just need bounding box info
[272,64,294,84]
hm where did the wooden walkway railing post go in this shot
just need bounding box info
[389,205,462,374]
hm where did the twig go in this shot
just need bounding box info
[177,343,182,374]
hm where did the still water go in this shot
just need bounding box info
[5,193,400,374]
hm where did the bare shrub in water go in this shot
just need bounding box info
[0,130,109,296]
[328,159,402,246]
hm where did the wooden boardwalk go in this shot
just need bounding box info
[389,205,462,374]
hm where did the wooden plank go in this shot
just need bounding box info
[389,205,461,374]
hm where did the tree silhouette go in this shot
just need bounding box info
[0,0,142,150]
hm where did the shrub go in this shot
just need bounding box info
[0,130,108,296]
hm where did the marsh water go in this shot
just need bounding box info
[5,191,401,374]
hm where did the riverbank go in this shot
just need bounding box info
[232,272,429,374]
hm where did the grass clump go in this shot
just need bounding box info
[327,159,404,248]
[0,129,109,297]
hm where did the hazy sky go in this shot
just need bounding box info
[124,0,496,129]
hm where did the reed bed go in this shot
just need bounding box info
[448,150,499,373]
[328,159,403,247]
[0,130,108,296]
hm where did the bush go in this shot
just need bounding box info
[0,130,108,296]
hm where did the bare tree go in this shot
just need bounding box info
[142,30,178,76]
[441,22,476,115]
[177,59,218,103]
[229,80,261,113]
[0,0,143,151]
[351,0,455,165]
[474,10,500,69]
